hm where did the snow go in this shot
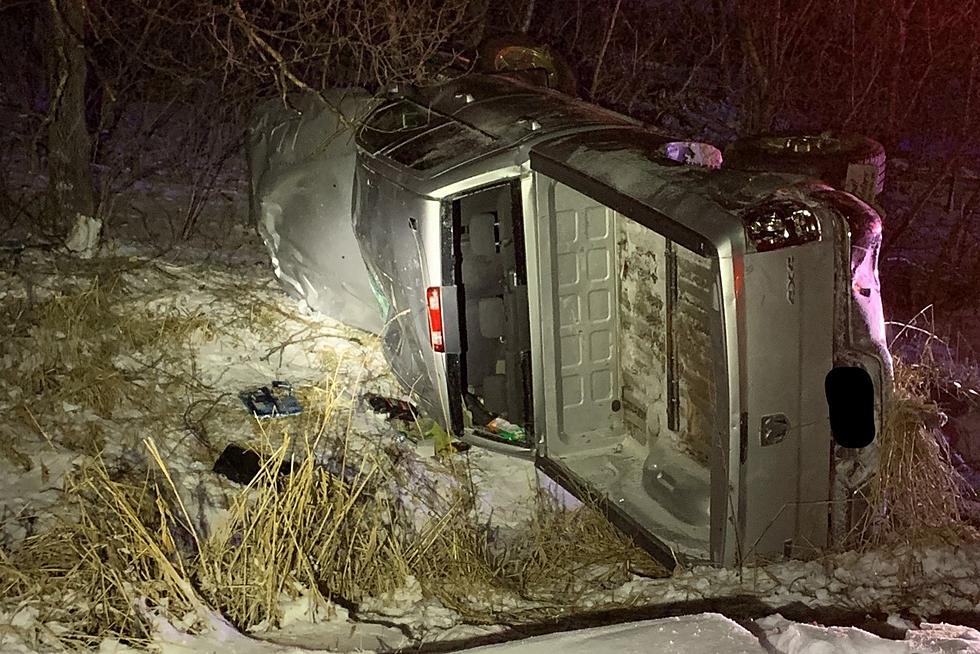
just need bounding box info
[758,614,980,653]
[464,613,766,653]
[63,214,104,259]
[89,612,980,653]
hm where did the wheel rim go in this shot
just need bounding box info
[491,45,562,87]
[759,134,840,154]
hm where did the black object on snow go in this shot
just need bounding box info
[212,444,293,485]
[212,444,364,489]
[364,393,419,421]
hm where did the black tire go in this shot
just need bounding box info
[724,132,886,201]
[476,34,578,96]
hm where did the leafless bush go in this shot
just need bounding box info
[0,142,45,239]
[529,0,729,137]
[531,0,980,149]
[729,0,980,146]
[75,0,488,241]
[206,0,486,94]
[878,158,980,316]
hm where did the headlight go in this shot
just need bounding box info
[742,200,821,252]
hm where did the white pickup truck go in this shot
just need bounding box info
[248,72,891,568]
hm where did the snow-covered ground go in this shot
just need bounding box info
[90,611,980,653]
[0,244,978,653]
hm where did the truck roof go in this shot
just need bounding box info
[356,73,640,176]
[531,128,816,256]
[356,73,815,256]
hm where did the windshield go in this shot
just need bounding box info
[357,100,446,154]
[357,98,496,173]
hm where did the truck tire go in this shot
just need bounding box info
[477,34,578,96]
[725,133,886,202]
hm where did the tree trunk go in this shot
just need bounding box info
[885,0,912,144]
[712,0,734,93]
[519,0,536,34]
[464,0,490,49]
[43,0,94,236]
[733,1,773,134]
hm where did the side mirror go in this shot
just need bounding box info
[825,367,876,448]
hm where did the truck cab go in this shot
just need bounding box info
[346,73,891,567]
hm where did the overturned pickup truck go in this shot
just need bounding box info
[247,73,892,567]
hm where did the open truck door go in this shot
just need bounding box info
[526,129,836,567]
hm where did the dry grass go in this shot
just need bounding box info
[414,485,666,623]
[509,489,667,593]
[0,462,195,649]
[192,431,412,628]
[856,354,976,547]
[0,424,407,645]
[0,428,663,646]
[0,255,666,647]
[2,260,216,434]
[0,255,316,469]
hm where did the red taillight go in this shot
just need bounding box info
[426,287,444,352]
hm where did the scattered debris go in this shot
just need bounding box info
[212,444,292,485]
[664,141,724,169]
[363,392,465,454]
[485,416,527,443]
[364,392,419,421]
[63,214,103,259]
[465,393,529,444]
[212,443,364,488]
[239,381,303,419]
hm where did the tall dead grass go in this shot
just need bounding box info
[0,460,196,649]
[856,354,975,547]
[413,485,665,623]
[0,426,406,645]
[0,362,660,645]
[191,433,412,628]
[0,256,664,646]
[2,260,215,426]
[0,429,663,646]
